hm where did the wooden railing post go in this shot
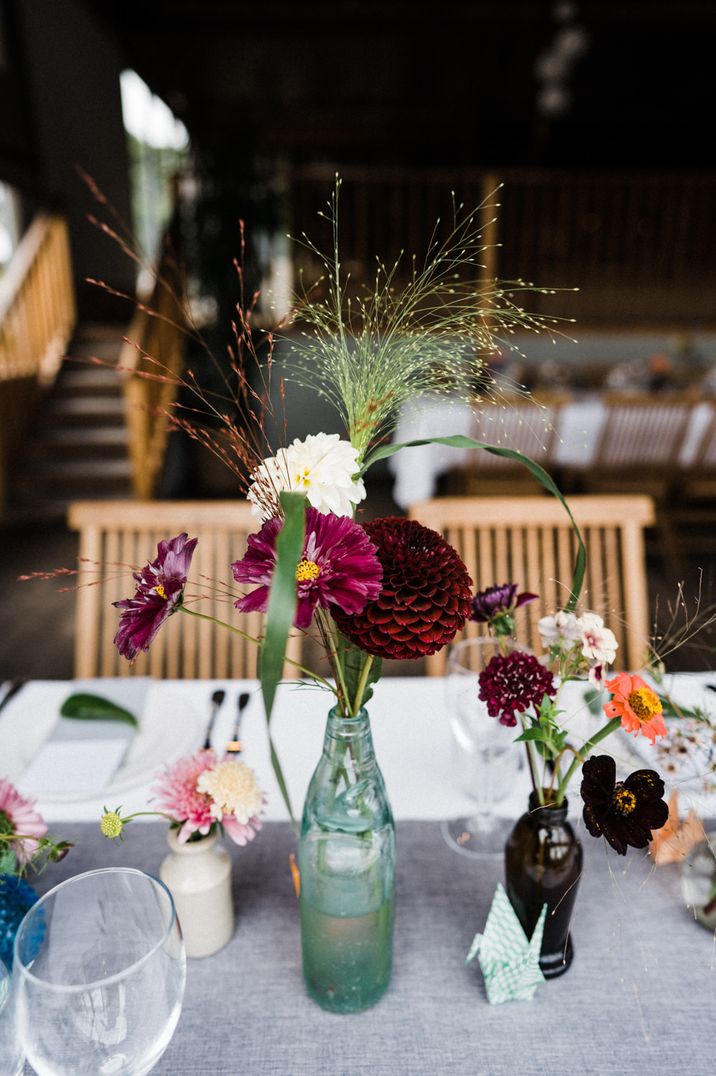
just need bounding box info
[0,214,76,513]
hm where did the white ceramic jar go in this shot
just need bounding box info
[159,830,234,958]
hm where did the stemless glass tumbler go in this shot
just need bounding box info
[13,868,186,1076]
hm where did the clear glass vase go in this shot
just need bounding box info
[298,706,395,1013]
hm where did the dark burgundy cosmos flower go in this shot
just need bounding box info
[232,507,383,630]
[332,517,473,660]
[470,583,538,630]
[114,533,197,661]
[580,754,668,856]
[478,650,556,727]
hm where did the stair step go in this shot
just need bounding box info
[33,427,129,461]
[43,396,126,427]
[33,458,133,482]
[53,367,124,397]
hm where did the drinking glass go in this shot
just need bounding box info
[0,957,24,1076]
[442,637,525,857]
[13,868,186,1076]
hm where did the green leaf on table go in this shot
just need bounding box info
[259,490,307,827]
[60,693,138,727]
[361,434,586,611]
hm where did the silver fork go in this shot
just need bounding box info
[226,692,251,754]
[203,689,226,750]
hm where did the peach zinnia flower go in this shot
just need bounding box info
[603,672,667,744]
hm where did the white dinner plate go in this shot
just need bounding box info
[0,680,202,802]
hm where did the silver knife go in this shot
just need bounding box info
[226,692,251,754]
[203,689,226,749]
[0,677,26,716]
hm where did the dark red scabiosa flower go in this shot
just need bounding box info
[470,583,538,634]
[478,650,556,727]
[113,533,197,661]
[332,517,473,660]
[580,754,669,856]
[232,507,383,630]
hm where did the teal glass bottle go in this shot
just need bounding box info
[298,706,395,1013]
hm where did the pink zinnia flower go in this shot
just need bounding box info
[114,532,198,661]
[232,507,383,630]
[0,778,48,865]
[151,749,217,843]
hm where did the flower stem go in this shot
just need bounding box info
[555,716,622,800]
[179,606,336,694]
[517,711,543,805]
[352,654,374,717]
[316,610,351,715]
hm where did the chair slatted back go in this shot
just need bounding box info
[408,495,655,675]
[68,500,300,679]
[466,396,566,471]
[595,394,694,469]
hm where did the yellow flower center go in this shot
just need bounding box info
[154,583,168,600]
[612,786,637,815]
[295,559,321,583]
[100,812,124,839]
[294,468,312,489]
[627,686,662,721]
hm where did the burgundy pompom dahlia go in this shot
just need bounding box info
[332,517,473,660]
[478,650,556,727]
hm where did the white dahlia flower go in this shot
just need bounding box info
[247,433,366,519]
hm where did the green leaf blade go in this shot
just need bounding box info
[361,434,586,611]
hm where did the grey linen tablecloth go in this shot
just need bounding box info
[30,821,714,1076]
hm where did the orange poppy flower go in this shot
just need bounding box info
[603,672,667,744]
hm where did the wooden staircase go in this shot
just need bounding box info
[10,324,132,520]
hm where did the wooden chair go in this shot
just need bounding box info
[408,494,655,675]
[672,401,716,552]
[68,500,301,679]
[580,393,696,572]
[448,394,569,495]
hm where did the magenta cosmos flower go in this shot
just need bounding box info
[0,778,48,865]
[114,532,198,661]
[232,507,383,630]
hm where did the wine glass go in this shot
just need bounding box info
[13,867,186,1076]
[0,958,24,1076]
[442,637,525,857]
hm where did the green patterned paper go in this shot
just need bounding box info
[466,883,547,1004]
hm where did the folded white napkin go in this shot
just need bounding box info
[4,679,152,800]
[19,737,130,798]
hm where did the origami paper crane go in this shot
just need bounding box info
[466,883,547,1004]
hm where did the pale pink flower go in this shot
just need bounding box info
[196,759,265,847]
[0,778,48,865]
[151,749,217,844]
[579,612,618,666]
[538,610,582,647]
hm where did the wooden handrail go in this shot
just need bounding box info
[0,213,75,383]
[0,213,76,511]
[119,252,186,499]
